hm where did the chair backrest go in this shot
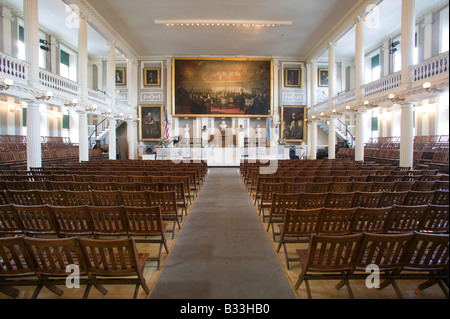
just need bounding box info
[64,191,94,206]
[137,182,160,191]
[113,182,139,191]
[0,204,23,236]
[24,237,86,276]
[307,182,331,193]
[284,182,308,194]
[404,232,449,270]
[371,182,396,192]
[412,181,437,191]
[385,205,429,233]
[49,181,72,191]
[303,233,363,272]
[282,208,323,237]
[329,182,353,193]
[355,233,415,271]
[270,193,300,216]
[351,182,374,192]
[352,207,391,233]
[419,205,449,233]
[48,205,93,237]
[87,206,127,237]
[0,236,35,277]
[0,190,11,205]
[353,191,384,208]
[147,191,178,214]
[394,181,415,192]
[69,182,91,191]
[317,208,358,235]
[119,191,151,207]
[379,191,409,207]
[123,206,165,237]
[297,192,329,209]
[159,182,186,202]
[37,190,68,206]
[434,181,449,191]
[79,237,141,276]
[7,190,42,205]
[91,191,123,206]
[260,183,286,201]
[432,190,449,205]
[12,205,57,237]
[89,182,117,191]
[326,192,356,208]
[404,191,435,206]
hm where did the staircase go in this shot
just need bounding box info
[317,119,355,148]
[88,118,125,149]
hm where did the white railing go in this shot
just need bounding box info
[362,71,402,97]
[39,69,80,96]
[333,90,355,106]
[0,52,28,80]
[411,51,449,82]
[88,88,109,104]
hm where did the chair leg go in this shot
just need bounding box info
[0,286,20,298]
[31,285,44,299]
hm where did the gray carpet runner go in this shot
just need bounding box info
[149,168,296,299]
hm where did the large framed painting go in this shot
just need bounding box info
[281,105,306,142]
[115,67,126,86]
[172,57,272,118]
[144,68,161,87]
[318,68,329,87]
[139,105,163,141]
[284,68,301,88]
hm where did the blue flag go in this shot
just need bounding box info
[267,116,271,141]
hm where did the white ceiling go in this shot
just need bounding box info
[1,0,447,59]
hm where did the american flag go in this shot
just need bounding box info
[164,109,170,139]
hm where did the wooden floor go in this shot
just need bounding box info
[0,168,447,301]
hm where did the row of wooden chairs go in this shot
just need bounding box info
[1,190,184,238]
[0,204,169,271]
[264,191,448,240]
[293,231,448,299]
[275,205,449,269]
[0,236,150,299]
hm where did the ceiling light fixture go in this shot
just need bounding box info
[345,105,358,113]
[364,100,378,109]
[64,99,78,107]
[0,78,14,91]
[155,19,292,27]
[423,82,444,94]
[36,91,53,101]
[389,94,405,103]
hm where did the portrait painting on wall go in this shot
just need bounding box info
[144,68,161,87]
[115,67,126,86]
[139,105,163,141]
[281,105,306,142]
[318,68,329,87]
[173,58,272,117]
[284,68,301,88]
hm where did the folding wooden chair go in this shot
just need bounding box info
[119,191,151,207]
[159,182,189,221]
[371,182,396,192]
[351,207,391,233]
[0,236,39,298]
[0,190,11,205]
[306,182,331,193]
[353,191,384,208]
[297,192,329,209]
[64,191,95,206]
[91,190,123,207]
[325,192,356,208]
[394,181,415,192]
[284,182,308,194]
[123,206,169,270]
[36,190,68,206]
[266,193,300,241]
[351,182,374,192]
[404,191,435,206]
[147,191,181,239]
[294,233,363,299]
[317,208,357,235]
[87,206,128,239]
[419,205,449,234]
[329,182,353,193]
[257,182,286,220]
[431,190,449,205]
[89,182,117,191]
[0,204,23,237]
[385,205,429,233]
[276,208,323,269]
[12,205,57,238]
[6,190,42,206]
[48,205,94,238]
[79,237,150,299]
[379,191,409,207]
[433,181,449,191]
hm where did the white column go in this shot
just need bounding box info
[422,13,433,60]
[309,122,317,160]
[310,59,317,107]
[39,104,48,138]
[355,16,365,101]
[108,118,117,160]
[400,102,414,168]
[96,62,104,91]
[401,0,416,85]
[1,6,13,55]
[24,0,40,86]
[78,111,89,162]
[128,59,138,107]
[328,117,336,159]
[328,42,336,107]
[78,15,88,101]
[50,36,58,74]
[355,112,365,162]
[69,109,80,144]
[127,122,137,160]
[26,102,42,169]
[6,97,16,135]
[382,40,391,77]
[106,41,116,108]
[166,58,173,138]
[273,59,279,115]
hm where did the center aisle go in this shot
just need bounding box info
[149,168,297,299]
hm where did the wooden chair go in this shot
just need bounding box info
[385,205,429,233]
[317,208,357,235]
[266,193,300,241]
[366,175,388,182]
[170,176,193,204]
[119,191,151,207]
[48,181,72,191]
[419,205,449,234]
[89,182,117,191]
[122,206,169,270]
[23,237,91,299]
[379,191,409,207]
[64,191,94,206]
[36,190,68,206]
[252,176,279,203]
[353,191,384,208]
[137,182,161,192]
[113,182,139,191]
[351,182,374,192]
[433,181,449,191]
[0,190,11,205]
[159,182,189,221]
[403,191,435,206]
[69,182,91,191]
[394,181,415,192]
[276,208,323,269]
[0,204,23,237]
[371,182,396,192]
[12,205,57,238]
[284,182,308,194]
[325,192,356,208]
[0,236,38,298]
[257,182,286,220]
[431,190,449,205]
[329,182,353,193]
[1,181,28,190]
[79,237,150,299]
[297,192,329,209]
[87,206,128,239]
[294,233,363,299]
[306,182,331,193]
[147,191,181,239]
[48,205,94,238]
[351,207,391,233]
[25,181,50,191]
[400,232,449,298]
[347,233,415,299]
[91,190,123,206]
[412,181,437,191]
[6,190,42,206]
